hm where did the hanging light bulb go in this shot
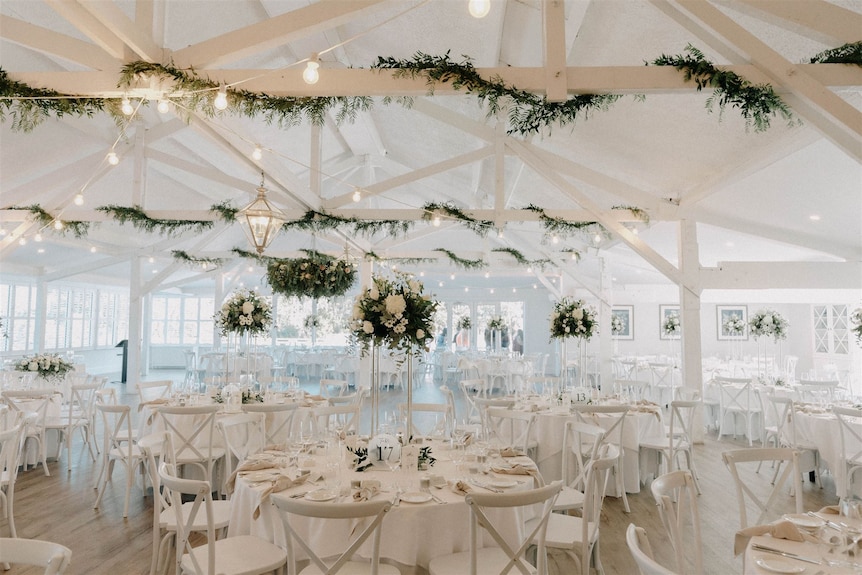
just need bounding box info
[90,246,97,253]
[107,151,119,165]
[497,228,504,238]
[303,54,320,85]
[53,220,63,230]
[432,215,441,227]
[594,233,602,244]
[34,233,42,242]
[464,287,469,292]
[121,97,134,116]
[490,288,495,294]
[450,273,455,280]
[148,256,155,263]
[526,266,532,273]
[419,271,425,277]
[484,271,490,278]
[631,227,639,235]
[18,237,26,246]
[512,288,517,293]
[352,189,362,203]
[551,234,559,244]
[0,228,7,236]
[213,84,228,110]
[252,146,263,161]
[570,251,578,260]
[468,0,491,18]
[74,193,84,206]
[157,99,170,114]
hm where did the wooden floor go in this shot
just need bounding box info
[5,372,840,574]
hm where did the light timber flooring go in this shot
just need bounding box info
[4,371,840,574]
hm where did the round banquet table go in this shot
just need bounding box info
[792,407,862,498]
[228,440,538,574]
[744,532,860,574]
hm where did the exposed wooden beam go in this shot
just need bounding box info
[0,16,119,71]
[76,0,163,62]
[542,0,568,102]
[701,261,862,289]
[171,0,389,69]
[731,0,862,45]
[44,0,126,60]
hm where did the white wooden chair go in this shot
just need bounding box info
[832,405,862,498]
[242,402,300,448]
[217,413,266,497]
[625,525,675,575]
[573,404,631,513]
[0,424,24,538]
[640,400,701,494]
[555,420,604,512]
[156,405,225,491]
[0,537,72,575]
[398,402,450,440]
[429,481,562,575]
[722,447,803,529]
[311,405,360,438]
[93,403,147,518]
[715,377,762,446]
[650,470,703,575]
[485,407,538,458]
[2,389,57,476]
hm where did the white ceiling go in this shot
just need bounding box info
[0,0,860,299]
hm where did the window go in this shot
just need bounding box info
[150,294,215,345]
[813,304,850,356]
[0,282,36,352]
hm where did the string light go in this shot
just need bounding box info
[213,84,228,110]
[551,234,559,244]
[438,281,443,287]
[512,288,517,293]
[464,287,469,292]
[148,256,155,263]
[571,251,578,260]
[432,215,441,227]
[53,220,63,230]
[526,266,532,273]
[490,288,495,294]
[484,271,490,278]
[419,271,425,277]
[594,233,602,244]
[533,284,538,289]
[157,99,170,114]
[496,228,504,238]
[468,0,491,18]
[352,189,362,203]
[90,246,97,253]
[37,248,45,254]
[0,228,7,236]
[18,238,26,246]
[34,233,42,242]
[450,273,455,280]
[252,146,263,161]
[74,193,84,206]
[107,151,119,165]
[121,97,134,116]
[302,54,320,85]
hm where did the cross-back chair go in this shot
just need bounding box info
[484,407,537,457]
[715,377,762,446]
[722,447,803,529]
[241,402,300,448]
[156,405,225,491]
[217,412,266,496]
[93,403,147,518]
[650,470,702,575]
[0,424,24,538]
[625,525,675,575]
[2,389,57,476]
[0,538,72,575]
[640,400,701,493]
[832,405,862,499]
[573,404,631,513]
[555,420,604,512]
[398,402,450,440]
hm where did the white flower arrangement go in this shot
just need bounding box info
[610,314,624,335]
[351,274,439,354]
[662,313,681,337]
[215,289,272,336]
[487,316,505,331]
[15,353,74,381]
[456,316,472,331]
[722,314,746,336]
[303,315,321,330]
[749,308,788,341]
[550,298,597,340]
[850,307,861,346]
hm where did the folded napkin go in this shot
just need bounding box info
[137,398,170,412]
[353,485,380,502]
[305,394,325,401]
[733,520,818,556]
[817,505,840,515]
[449,480,473,495]
[499,447,526,458]
[225,460,279,495]
[491,464,545,487]
[254,473,308,519]
[263,444,287,452]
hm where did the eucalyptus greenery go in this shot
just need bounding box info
[421,201,494,236]
[96,205,213,235]
[560,248,582,262]
[611,205,650,223]
[118,61,372,127]
[364,251,435,266]
[9,204,90,238]
[266,250,357,299]
[651,44,797,132]
[282,209,412,238]
[433,248,486,270]
[210,200,239,223]
[231,247,269,263]
[491,247,550,269]
[372,51,622,136]
[522,204,605,241]
[809,42,862,65]
[171,250,225,267]
[0,69,108,132]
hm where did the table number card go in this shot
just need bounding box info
[401,444,418,472]
[571,387,591,403]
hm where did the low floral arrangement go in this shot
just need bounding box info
[213,390,264,404]
[662,314,681,337]
[351,274,439,354]
[610,314,623,335]
[488,316,506,331]
[418,446,436,469]
[266,251,356,299]
[722,314,746,336]
[550,298,597,340]
[15,353,74,381]
[749,309,788,341]
[303,315,321,330]
[851,307,862,346]
[346,445,373,472]
[456,316,472,331]
[215,289,272,336]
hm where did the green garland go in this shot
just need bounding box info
[96,205,213,235]
[611,205,650,223]
[282,209,412,238]
[0,69,109,132]
[231,247,270,263]
[810,42,862,65]
[421,201,494,236]
[491,247,550,269]
[434,248,486,270]
[523,204,605,240]
[118,61,372,128]
[210,200,239,223]
[364,251,435,266]
[9,204,90,238]
[651,44,797,132]
[171,250,225,267]
[372,51,622,135]
[266,249,357,299]
[561,248,582,262]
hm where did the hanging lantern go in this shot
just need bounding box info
[239,172,286,255]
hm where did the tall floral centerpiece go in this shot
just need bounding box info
[15,352,74,384]
[749,308,788,378]
[456,316,471,350]
[215,289,272,385]
[550,297,597,388]
[723,313,746,360]
[851,308,862,348]
[351,274,438,437]
[488,316,505,353]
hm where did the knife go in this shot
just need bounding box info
[751,544,821,565]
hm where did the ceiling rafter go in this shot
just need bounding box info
[0,15,118,70]
[730,0,862,45]
[542,0,568,102]
[75,0,162,62]
[44,0,126,60]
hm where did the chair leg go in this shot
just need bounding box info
[5,486,16,538]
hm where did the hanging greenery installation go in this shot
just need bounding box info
[9,204,90,238]
[421,201,494,236]
[266,249,357,299]
[434,248,486,270]
[96,205,213,235]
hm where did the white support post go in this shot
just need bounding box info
[127,256,143,386]
[598,257,613,392]
[140,293,151,377]
[678,219,705,442]
[358,260,373,392]
[34,279,47,353]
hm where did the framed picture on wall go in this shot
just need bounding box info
[611,306,634,340]
[717,305,748,340]
[659,305,680,340]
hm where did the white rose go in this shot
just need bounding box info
[362,321,374,334]
[408,280,421,293]
[564,326,570,333]
[242,301,254,315]
[762,315,773,326]
[416,329,425,339]
[572,307,583,320]
[369,287,380,301]
[352,304,362,319]
[29,361,38,371]
[384,294,407,316]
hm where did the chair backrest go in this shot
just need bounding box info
[764,395,793,444]
[485,408,536,453]
[625,525,677,575]
[464,481,562,575]
[716,379,757,413]
[2,390,55,434]
[0,424,24,487]
[668,400,698,454]
[458,379,484,421]
[474,397,515,439]
[398,402,450,440]
[0,537,72,575]
[833,405,862,472]
[272,495,393,575]
[312,405,360,438]
[650,470,702,575]
[319,378,348,398]
[796,380,840,403]
[218,412,266,491]
[158,461,217,575]
[241,402,300,447]
[573,405,629,449]
[136,380,173,403]
[438,385,458,430]
[69,380,101,424]
[561,420,605,492]
[96,403,136,459]
[722,447,803,528]
[156,405,222,481]
[615,379,649,402]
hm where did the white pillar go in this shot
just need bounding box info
[33,279,47,353]
[679,219,705,442]
[127,256,143,385]
[598,257,613,391]
[358,260,373,390]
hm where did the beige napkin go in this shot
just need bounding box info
[225,460,279,495]
[733,519,818,556]
[352,485,380,502]
[491,464,545,487]
[499,447,525,458]
[137,398,170,412]
[817,505,840,515]
[263,444,287,452]
[449,480,473,495]
[254,473,308,519]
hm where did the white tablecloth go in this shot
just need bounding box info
[793,409,862,497]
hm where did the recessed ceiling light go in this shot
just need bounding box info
[809,214,821,221]
[438,281,444,287]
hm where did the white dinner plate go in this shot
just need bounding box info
[246,453,275,461]
[754,557,805,574]
[489,479,519,488]
[399,491,432,504]
[305,489,338,502]
[244,470,279,482]
[781,513,823,530]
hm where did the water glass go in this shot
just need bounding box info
[819,529,847,567]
